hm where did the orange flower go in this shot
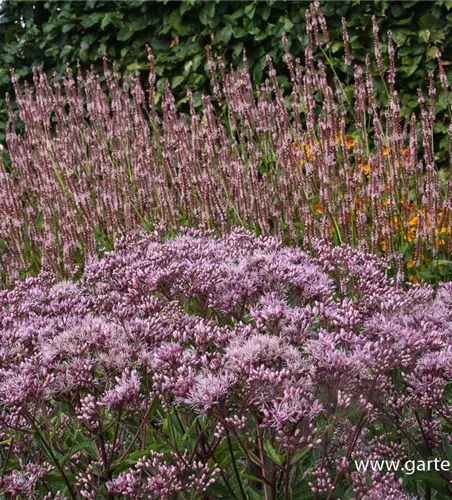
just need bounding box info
[315,203,323,214]
[401,147,409,156]
[355,196,366,209]
[357,162,370,176]
[408,216,418,227]
[406,259,415,268]
[293,159,306,172]
[407,230,415,242]
[383,147,390,156]
[345,135,356,150]
[380,240,387,252]
[292,142,309,171]
[408,275,420,284]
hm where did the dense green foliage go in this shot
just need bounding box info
[1,0,452,143]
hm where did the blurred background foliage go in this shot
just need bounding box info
[1,0,452,143]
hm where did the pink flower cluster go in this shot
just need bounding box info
[0,228,451,498]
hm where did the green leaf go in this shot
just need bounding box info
[418,29,430,44]
[59,438,97,467]
[245,485,264,500]
[231,8,244,20]
[431,30,446,43]
[253,61,263,83]
[129,19,148,32]
[168,10,189,36]
[43,469,76,485]
[403,0,421,9]
[443,436,452,463]
[59,44,74,60]
[427,45,440,60]
[199,2,215,26]
[171,75,184,89]
[391,3,403,17]
[254,31,268,42]
[209,481,234,497]
[100,14,112,30]
[123,0,146,7]
[332,41,343,54]
[243,474,266,485]
[212,439,233,469]
[111,449,148,473]
[95,42,107,58]
[244,3,256,19]
[260,4,270,21]
[391,28,410,46]
[80,33,97,48]
[244,449,267,469]
[100,12,123,30]
[419,14,441,30]
[233,42,244,57]
[436,260,452,267]
[233,26,247,39]
[399,43,425,56]
[0,15,13,24]
[406,470,450,495]
[216,25,232,44]
[282,17,294,32]
[62,23,75,34]
[290,448,310,465]
[263,440,284,467]
[81,13,103,29]
[126,62,148,72]
[117,28,133,42]
[290,482,318,500]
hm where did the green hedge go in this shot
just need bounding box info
[1,0,452,143]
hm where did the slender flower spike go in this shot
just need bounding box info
[0,9,450,284]
[342,17,351,67]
